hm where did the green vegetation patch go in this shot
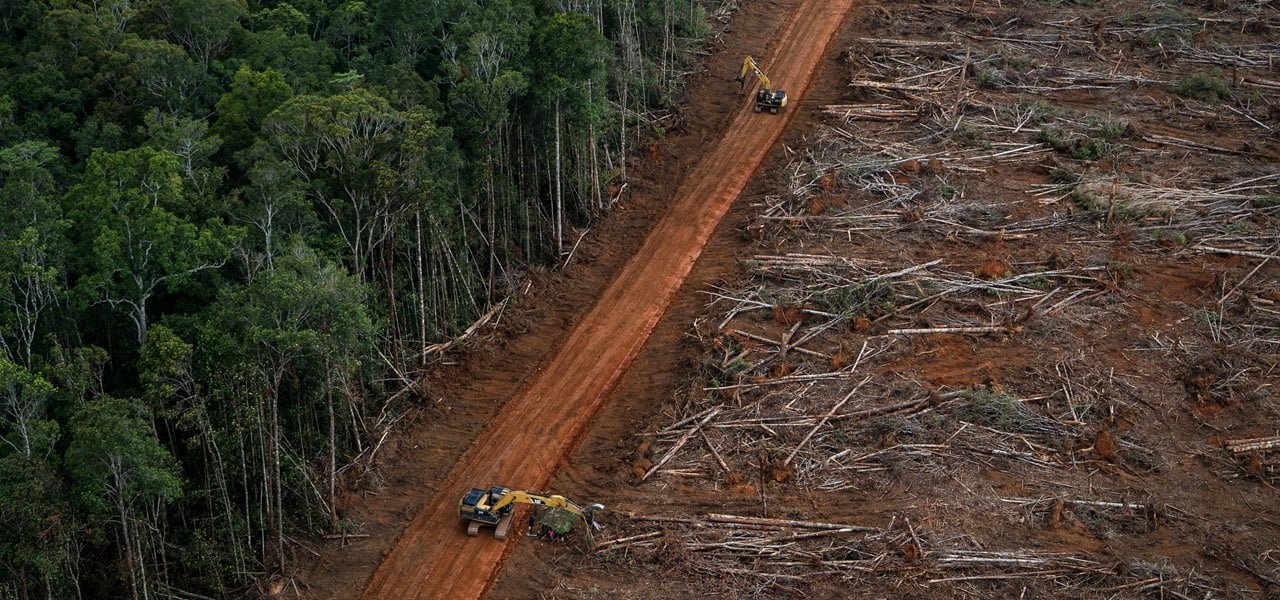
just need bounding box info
[1171,71,1234,102]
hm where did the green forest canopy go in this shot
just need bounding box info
[0,0,713,596]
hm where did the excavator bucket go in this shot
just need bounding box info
[585,503,605,531]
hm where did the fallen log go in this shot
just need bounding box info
[1194,246,1280,262]
[1225,436,1280,454]
[1141,134,1251,156]
[885,325,1012,335]
[785,373,872,466]
[705,513,878,532]
[642,407,721,481]
[594,531,664,551]
[854,37,957,49]
[849,79,938,93]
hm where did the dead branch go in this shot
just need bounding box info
[420,298,510,358]
[785,373,872,467]
[643,407,722,481]
[730,328,830,359]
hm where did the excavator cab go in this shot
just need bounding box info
[459,486,507,525]
[755,89,788,114]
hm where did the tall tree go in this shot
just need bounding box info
[530,11,609,253]
[0,444,78,599]
[113,37,209,116]
[0,358,57,461]
[211,66,293,164]
[64,147,241,347]
[66,396,181,600]
[166,0,247,70]
[200,241,373,566]
[367,0,460,66]
[142,111,226,203]
[0,141,66,368]
[260,89,454,288]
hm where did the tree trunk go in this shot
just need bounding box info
[113,466,139,600]
[327,366,337,531]
[415,210,427,362]
[588,81,600,211]
[554,97,563,257]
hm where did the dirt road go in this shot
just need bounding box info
[359,1,854,597]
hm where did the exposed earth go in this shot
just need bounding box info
[300,1,1280,598]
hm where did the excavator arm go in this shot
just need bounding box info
[490,490,588,518]
[733,55,787,114]
[460,485,604,539]
[736,56,772,92]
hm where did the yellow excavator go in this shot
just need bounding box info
[735,56,788,114]
[459,485,603,540]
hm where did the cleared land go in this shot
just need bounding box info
[307,1,1280,598]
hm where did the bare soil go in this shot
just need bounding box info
[302,1,1280,598]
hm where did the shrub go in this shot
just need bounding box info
[1039,127,1114,161]
[957,388,1063,436]
[1171,71,1233,102]
[1019,98,1058,124]
[977,69,1006,89]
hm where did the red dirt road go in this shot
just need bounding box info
[359,2,854,597]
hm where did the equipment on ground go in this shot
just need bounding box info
[735,56,788,114]
[459,485,604,540]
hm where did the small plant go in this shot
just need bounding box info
[1040,127,1115,161]
[1225,221,1250,235]
[1151,230,1188,246]
[940,183,958,199]
[957,388,1061,436]
[1038,126,1066,149]
[1068,138,1111,161]
[1071,187,1142,222]
[1018,98,1058,124]
[1192,308,1221,325]
[1049,167,1080,185]
[818,281,895,319]
[977,69,1006,89]
[1251,195,1280,209]
[1095,120,1128,141]
[956,121,986,142]
[1071,187,1104,214]
[1172,71,1233,102]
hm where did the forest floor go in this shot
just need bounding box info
[301,0,1280,598]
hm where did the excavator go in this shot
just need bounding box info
[735,56,788,114]
[459,485,604,540]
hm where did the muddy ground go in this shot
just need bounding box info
[304,1,1280,598]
